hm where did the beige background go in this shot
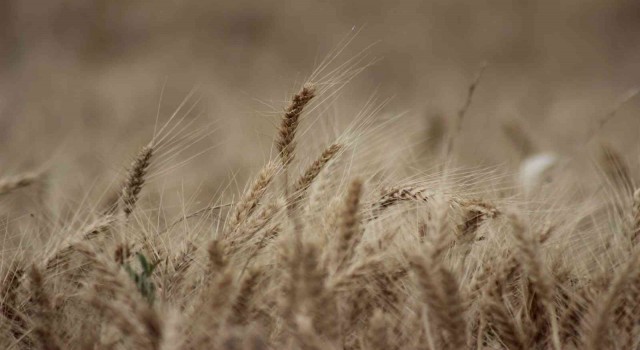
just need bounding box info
[1,0,639,199]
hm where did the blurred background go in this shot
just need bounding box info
[1,0,640,203]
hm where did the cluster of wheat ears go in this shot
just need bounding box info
[1,69,640,350]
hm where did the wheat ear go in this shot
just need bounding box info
[410,253,467,349]
[28,265,62,350]
[226,161,277,235]
[631,188,640,245]
[335,179,364,272]
[0,171,41,196]
[121,144,154,218]
[275,83,316,168]
[509,213,560,350]
[291,142,342,202]
[586,250,640,350]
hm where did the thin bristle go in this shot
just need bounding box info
[443,63,487,159]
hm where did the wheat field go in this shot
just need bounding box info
[3,1,640,349]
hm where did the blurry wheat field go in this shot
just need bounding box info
[3,1,640,349]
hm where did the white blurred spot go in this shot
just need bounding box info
[519,153,558,195]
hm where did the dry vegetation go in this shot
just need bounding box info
[2,34,640,350]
